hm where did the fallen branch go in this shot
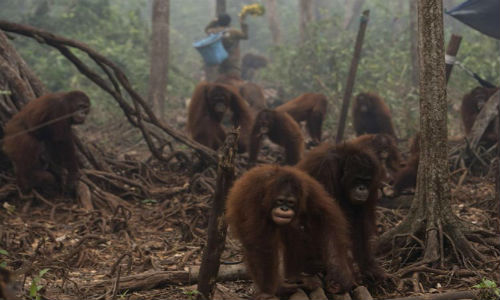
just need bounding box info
[0,21,217,165]
[86,264,248,293]
[383,290,478,300]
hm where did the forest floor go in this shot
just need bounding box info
[0,123,499,300]
[1,170,498,300]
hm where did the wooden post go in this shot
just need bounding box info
[216,0,226,16]
[196,129,238,300]
[336,10,369,143]
[467,89,500,149]
[445,34,462,84]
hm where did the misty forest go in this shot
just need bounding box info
[0,0,499,299]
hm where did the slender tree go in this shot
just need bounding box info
[148,0,170,120]
[266,0,281,45]
[299,0,312,43]
[378,0,491,267]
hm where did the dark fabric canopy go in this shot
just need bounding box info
[446,0,500,39]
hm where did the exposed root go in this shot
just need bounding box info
[378,206,494,286]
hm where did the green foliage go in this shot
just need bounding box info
[0,249,8,268]
[29,268,50,300]
[2,202,16,215]
[119,289,130,299]
[141,198,157,205]
[473,278,500,300]
[0,0,497,135]
[258,2,499,138]
[182,288,200,300]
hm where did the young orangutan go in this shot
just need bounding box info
[249,109,304,165]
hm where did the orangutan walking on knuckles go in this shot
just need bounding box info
[226,165,355,299]
[352,92,397,138]
[2,91,91,196]
[248,109,304,166]
[276,93,328,145]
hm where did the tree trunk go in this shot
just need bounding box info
[266,0,281,45]
[0,30,46,135]
[0,31,46,123]
[409,0,419,88]
[299,0,313,44]
[148,0,170,121]
[216,0,226,16]
[378,0,487,267]
[415,0,450,262]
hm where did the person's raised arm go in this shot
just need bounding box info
[228,15,248,40]
[204,18,219,34]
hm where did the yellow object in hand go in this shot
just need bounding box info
[239,3,265,18]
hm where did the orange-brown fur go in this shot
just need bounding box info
[349,134,401,182]
[249,109,304,165]
[393,132,420,195]
[241,53,268,80]
[226,165,354,297]
[276,93,328,144]
[296,142,385,282]
[353,92,396,138]
[187,82,253,152]
[239,82,267,111]
[2,91,90,193]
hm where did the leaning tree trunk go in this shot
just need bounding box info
[265,0,281,45]
[148,0,170,121]
[0,30,46,130]
[378,0,490,267]
[299,0,312,44]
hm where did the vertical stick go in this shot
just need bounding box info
[445,34,462,84]
[336,10,369,143]
[216,0,226,16]
[197,129,239,300]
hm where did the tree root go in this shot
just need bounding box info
[378,208,495,276]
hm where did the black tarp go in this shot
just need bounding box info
[446,0,500,39]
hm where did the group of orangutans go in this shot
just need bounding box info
[0,71,497,299]
[186,80,498,298]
